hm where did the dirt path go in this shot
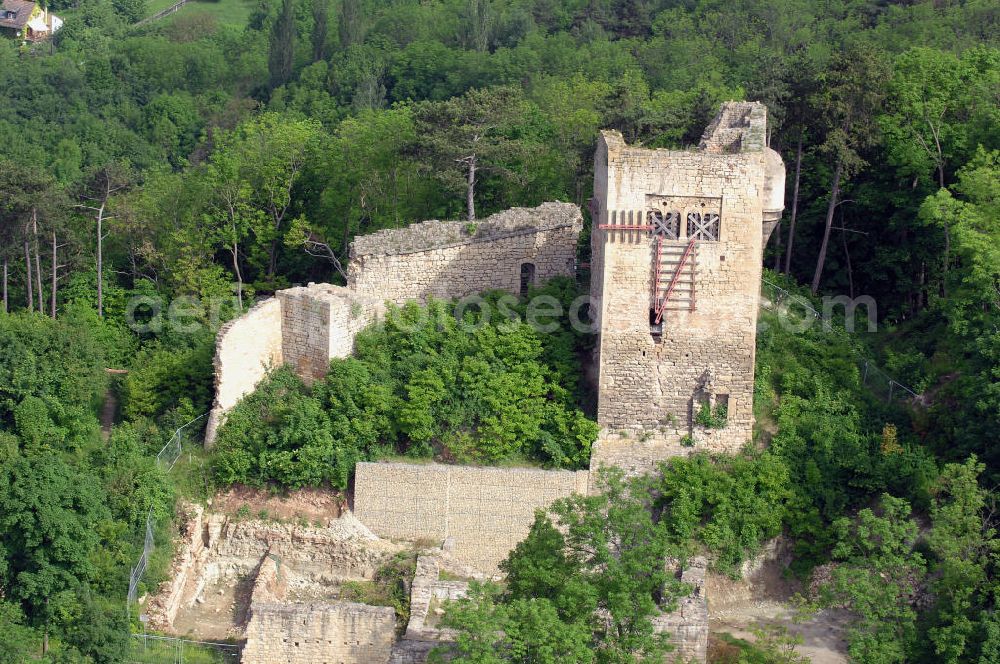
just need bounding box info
[706,539,851,663]
[711,601,851,663]
[100,388,117,440]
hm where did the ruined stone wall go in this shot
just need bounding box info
[205,298,283,446]
[591,102,785,459]
[243,600,398,664]
[277,284,383,382]
[654,559,709,663]
[206,204,581,445]
[146,504,208,631]
[353,462,590,572]
[348,203,582,304]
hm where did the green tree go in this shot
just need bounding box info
[821,494,925,664]
[810,44,890,294]
[269,0,295,90]
[923,457,996,663]
[311,0,330,62]
[0,451,108,648]
[439,470,692,663]
[413,86,539,221]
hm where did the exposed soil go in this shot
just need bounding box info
[708,545,850,663]
[210,485,345,524]
[171,574,254,641]
[711,601,851,664]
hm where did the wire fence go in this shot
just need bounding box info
[760,278,920,405]
[127,414,238,663]
[156,413,207,471]
[129,634,240,664]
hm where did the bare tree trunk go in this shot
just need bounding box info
[783,137,803,275]
[811,158,843,295]
[2,258,7,313]
[919,261,926,312]
[231,243,244,310]
[841,225,854,300]
[32,208,43,314]
[96,202,104,318]
[24,236,33,312]
[939,164,949,299]
[466,155,476,222]
[51,231,57,319]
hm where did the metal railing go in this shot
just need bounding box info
[133,0,189,26]
[156,413,207,471]
[759,278,919,405]
[127,414,237,662]
[129,634,240,663]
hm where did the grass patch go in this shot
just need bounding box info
[145,0,181,17]
[160,0,255,27]
[339,553,417,635]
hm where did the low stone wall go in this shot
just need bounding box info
[243,600,397,664]
[354,462,590,572]
[205,298,283,446]
[145,503,208,631]
[348,203,582,305]
[654,559,709,663]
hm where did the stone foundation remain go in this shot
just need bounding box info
[144,503,403,641]
[243,599,397,664]
[655,559,710,663]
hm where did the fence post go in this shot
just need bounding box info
[888,380,894,402]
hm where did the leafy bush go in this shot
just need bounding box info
[656,452,791,574]
[340,552,416,632]
[694,401,728,428]
[213,279,598,489]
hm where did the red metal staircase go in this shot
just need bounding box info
[652,238,697,324]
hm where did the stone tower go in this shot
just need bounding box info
[590,102,785,459]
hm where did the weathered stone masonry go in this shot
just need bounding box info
[348,202,581,303]
[199,102,785,662]
[590,101,785,463]
[354,462,590,572]
[204,203,582,446]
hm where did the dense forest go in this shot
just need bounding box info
[0,0,997,661]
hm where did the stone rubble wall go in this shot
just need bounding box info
[205,298,283,446]
[205,203,581,445]
[209,514,399,584]
[654,559,709,663]
[145,508,400,634]
[353,462,590,572]
[347,203,582,305]
[242,600,398,664]
[242,553,402,664]
[145,503,207,631]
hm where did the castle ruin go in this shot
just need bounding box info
[184,101,785,663]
